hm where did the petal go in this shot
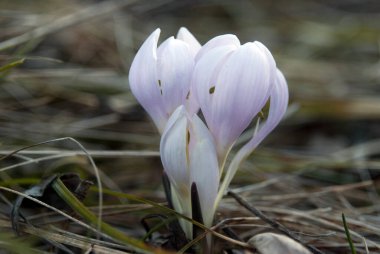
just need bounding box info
[177,27,201,58]
[157,37,195,117]
[254,41,277,107]
[184,84,200,115]
[192,45,237,126]
[161,106,193,239]
[248,69,289,148]
[164,105,185,133]
[210,42,273,157]
[171,185,192,239]
[188,114,219,227]
[176,27,202,115]
[195,34,240,62]
[128,28,167,132]
[217,69,288,202]
[160,106,189,195]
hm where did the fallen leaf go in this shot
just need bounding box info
[248,232,312,254]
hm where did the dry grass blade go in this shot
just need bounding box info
[228,191,324,254]
[0,219,131,254]
[0,137,104,237]
[52,178,172,254]
[0,149,160,158]
[0,0,139,51]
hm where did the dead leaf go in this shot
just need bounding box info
[248,233,312,254]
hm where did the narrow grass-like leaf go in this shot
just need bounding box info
[177,232,206,254]
[0,178,40,186]
[141,214,175,241]
[0,58,25,72]
[0,137,105,238]
[93,188,251,249]
[342,213,357,254]
[52,178,173,254]
[0,232,39,254]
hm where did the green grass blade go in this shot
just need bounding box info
[94,187,251,251]
[52,178,173,254]
[0,58,24,72]
[342,213,357,254]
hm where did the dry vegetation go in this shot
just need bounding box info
[0,0,379,253]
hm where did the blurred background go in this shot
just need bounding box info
[1,0,379,185]
[0,0,379,252]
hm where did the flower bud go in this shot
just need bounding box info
[129,28,201,133]
[192,34,282,162]
[160,106,219,238]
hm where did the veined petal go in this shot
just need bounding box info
[161,106,219,232]
[184,85,200,116]
[248,69,289,148]
[160,106,189,196]
[176,27,202,115]
[129,28,201,133]
[210,42,272,158]
[192,45,237,125]
[164,104,186,133]
[188,114,219,227]
[128,29,167,132]
[216,69,288,205]
[177,27,201,58]
[195,34,240,62]
[254,41,277,107]
[157,37,195,118]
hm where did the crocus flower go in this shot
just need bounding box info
[216,68,289,205]
[160,106,219,239]
[129,28,201,133]
[192,35,279,163]
[129,29,289,245]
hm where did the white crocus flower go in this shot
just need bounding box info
[129,29,289,246]
[215,69,289,206]
[129,28,201,133]
[192,34,277,164]
[192,34,288,206]
[160,106,219,239]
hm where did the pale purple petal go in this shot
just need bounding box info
[157,37,194,117]
[188,114,219,227]
[177,27,201,58]
[162,106,194,239]
[192,45,237,124]
[184,85,200,115]
[195,34,240,62]
[160,106,189,194]
[254,41,277,107]
[129,28,167,132]
[216,69,288,204]
[161,106,219,229]
[209,43,273,158]
[248,69,289,148]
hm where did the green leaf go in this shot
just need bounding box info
[52,178,173,254]
[342,213,357,254]
[0,58,25,72]
[0,232,38,254]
